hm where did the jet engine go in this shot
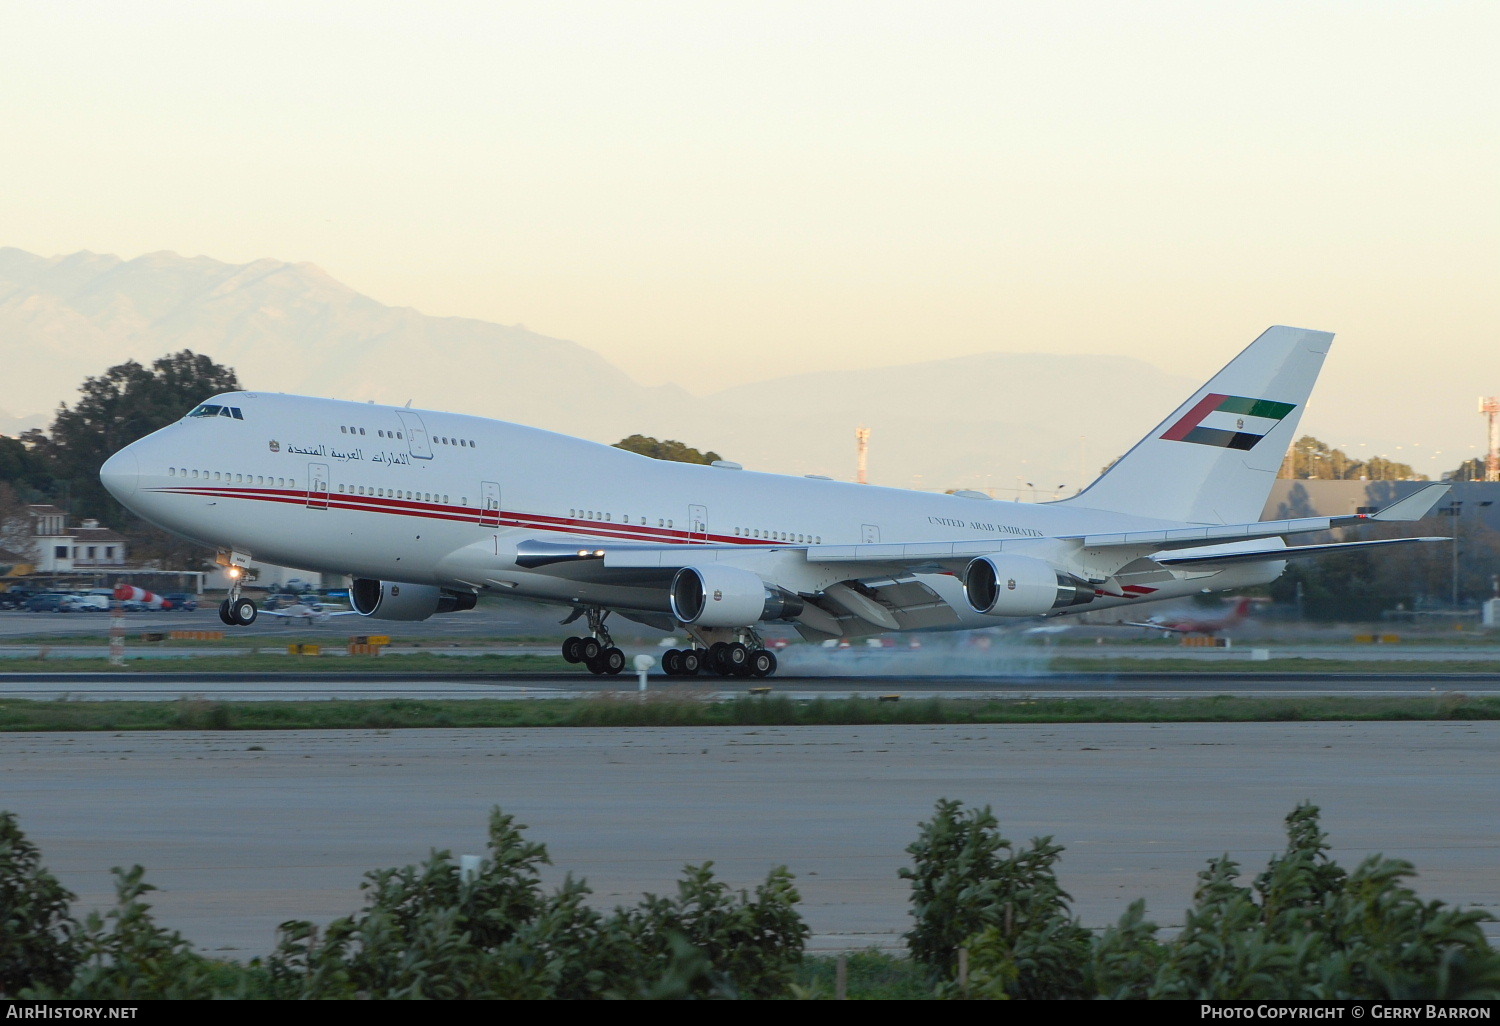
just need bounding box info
[669,565,804,627]
[962,554,1096,617]
[349,579,478,621]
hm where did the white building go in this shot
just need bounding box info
[20,505,128,573]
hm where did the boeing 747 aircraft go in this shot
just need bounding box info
[99,326,1448,678]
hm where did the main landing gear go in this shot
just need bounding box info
[661,630,777,678]
[560,607,626,675]
[217,571,258,626]
[559,610,780,678]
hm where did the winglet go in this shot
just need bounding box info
[1368,484,1451,522]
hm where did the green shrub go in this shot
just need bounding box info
[0,811,78,996]
[266,808,807,999]
[1130,803,1500,1000]
[48,865,233,999]
[901,798,1091,996]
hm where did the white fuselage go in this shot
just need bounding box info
[100,391,1280,628]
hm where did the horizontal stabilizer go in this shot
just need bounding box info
[1368,484,1451,522]
[1151,536,1448,567]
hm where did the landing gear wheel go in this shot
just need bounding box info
[218,599,235,626]
[678,650,702,676]
[600,647,626,675]
[662,649,682,675]
[750,649,777,677]
[230,597,258,626]
[706,642,730,675]
[579,637,602,663]
[723,642,750,676]
[562,636,584,663]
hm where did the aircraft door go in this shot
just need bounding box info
[480,481,501,527]
[396,411,434,459]
[307,464,329,510]
[689,504,708,543]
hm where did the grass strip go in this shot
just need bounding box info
[0,653,571,673]
[1,692,1497,732]
[4,651,1500,674]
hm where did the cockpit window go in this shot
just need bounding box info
[188,404,244,420]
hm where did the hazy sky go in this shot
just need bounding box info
[4,1,1498,475]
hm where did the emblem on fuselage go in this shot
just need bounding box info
[269,440,281,453]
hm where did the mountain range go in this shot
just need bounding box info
[0,247,1196,495]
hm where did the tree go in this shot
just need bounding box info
[1445,457,1488,482]
[613,435,722,465]
[43,352,240,523]
[1278,436,1423,482]
[0,434,50,494]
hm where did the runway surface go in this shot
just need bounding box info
[3,667,1500,702]
[3,722,1496,958]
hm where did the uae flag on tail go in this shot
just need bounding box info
[1160,393,1296,450]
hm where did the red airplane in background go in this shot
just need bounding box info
[1121,597,1254,637]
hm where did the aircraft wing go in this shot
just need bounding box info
[491,484,1451,638]
[687,484,1456,570]
[1118,619,1183,632]
[1150,536,1448,567]
[261,608,358,618]
[516,484,1453,575]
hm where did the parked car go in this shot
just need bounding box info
[162,593,198,611]
[27,593,71,612]
[0,589,36,611]
[62,594,110,612]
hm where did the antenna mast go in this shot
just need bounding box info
[1480,397,1500,481]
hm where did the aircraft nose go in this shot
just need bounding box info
[99,447,140,499]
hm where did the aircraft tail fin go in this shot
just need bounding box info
[1057,326,1332,524]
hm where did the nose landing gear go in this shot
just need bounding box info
[217,572,258,626]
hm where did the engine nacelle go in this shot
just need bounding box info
[669,565,804,627]
[349,579,478,621]
[962,554,1096,617]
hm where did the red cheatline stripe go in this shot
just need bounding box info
[146,487,781,547]
[1160,393,1228,441]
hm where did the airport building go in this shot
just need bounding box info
[1263,479,1500,531]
